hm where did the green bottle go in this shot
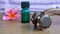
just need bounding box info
[21,2,30,23]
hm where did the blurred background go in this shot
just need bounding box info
[0,0,60,13]
[0,0,60,34]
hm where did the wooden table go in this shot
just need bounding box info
[0,13,60,34]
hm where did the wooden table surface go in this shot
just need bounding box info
[0,13,60,34]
